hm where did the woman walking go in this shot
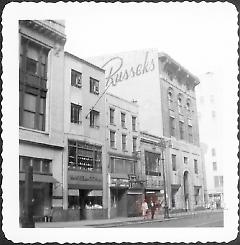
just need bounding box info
[142,199,149,219]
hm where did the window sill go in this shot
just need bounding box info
[122,150,128,153]
[110,147,117,150]
[110,123,116,126]
[19,126,49,135]
[90,125,100,129]
[71,121,83,125]
[122,127,127,130]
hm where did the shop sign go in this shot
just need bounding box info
[110,178,129,188]
[68,170,102,188]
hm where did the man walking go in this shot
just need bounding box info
[150,198,156,220]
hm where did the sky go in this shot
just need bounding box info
[63,2,238,78]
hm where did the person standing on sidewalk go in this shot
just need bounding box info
[142,199,148,219]
[150,198,156,220]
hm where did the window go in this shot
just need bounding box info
[184,157,188,164]
[212,110,216,118]
[213,162,217,171]
[172,154,176,171]
[179,121,184,140]
[19,37,49,131]
[169,117,175,137]
[71,103,82,124]
[90,77,99,95]
[177,95,183,114]
[186,99,191,112]
[122,134,127,151]
[121,112,126,128]
[90,110,100,128]
[110,108,115,125]
[194,159,198,174]
[210,95,214,103]
[132,137,137,153]
[110,130,116,148]
[188,125,193,143]
[71,69,82,88]
[214,176,223,188]
[145,151,161,176]
[212,148,216,156]
[168,88,174,109]
[19,156,52,175]
[110,157,135,174]
[132,116,137,131]
[68,140,102,172]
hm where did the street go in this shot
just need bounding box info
[94,210,223,228]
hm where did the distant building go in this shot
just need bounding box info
[105,93,143,218]
[158,53,206,211]
[196,72,224,208]
[19,20,66,222]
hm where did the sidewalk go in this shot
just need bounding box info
[35,209,223,228]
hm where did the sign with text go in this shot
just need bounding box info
[88,49,163,137]
[68,170,102,190]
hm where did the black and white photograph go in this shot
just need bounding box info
[2,2,238,243]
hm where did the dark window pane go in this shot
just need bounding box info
[42,160,50,173]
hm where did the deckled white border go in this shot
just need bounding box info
[2,2,238,243]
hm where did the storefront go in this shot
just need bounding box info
[67,170,106,220]
[19,171,57,222]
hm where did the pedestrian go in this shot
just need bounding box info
[150,198,156,220]
[142,199,148,219]
[49,207,53,222]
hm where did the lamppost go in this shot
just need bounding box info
[158,137,170,219]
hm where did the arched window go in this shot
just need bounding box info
[186,99,191,112]
[168,87,174,109]
[177,94,183,114]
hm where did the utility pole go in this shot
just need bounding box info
[22,163,35,228]
[159,138,170,219]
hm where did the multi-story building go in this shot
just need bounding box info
[158,52,205,211]
[62,52,107,220]
[196,72,224,208]
[19,20,66,222]
[105,93,144,218]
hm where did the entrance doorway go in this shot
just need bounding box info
[183,171,190,211]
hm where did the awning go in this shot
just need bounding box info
[88,190,103,196]
[19,173,58,183]
[127,191,143,195]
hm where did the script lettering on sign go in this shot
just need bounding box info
[101,51,155,87]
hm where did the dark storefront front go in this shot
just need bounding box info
[19,156,57,223]
[67,140,106,220]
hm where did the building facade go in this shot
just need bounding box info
[19,20,66,222]
[61,52,107,220]
[158,53,205,211]
[105,93,144,218]
[140,132,165,205]
[196,72,224,208]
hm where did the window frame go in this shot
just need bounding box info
[110,130,116,148]
[71,69,82,88]
[19,37,49,131]
[121,112,126,128]
[122,134,127,151]
[90,77,100,95]
[172,154,177,171]
[90,110,100,128]
[110,107,115,125]
[70,103,82,124]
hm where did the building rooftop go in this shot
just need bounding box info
[158,52,200,88]
[65,51,105,72]
[106,92,139,107]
